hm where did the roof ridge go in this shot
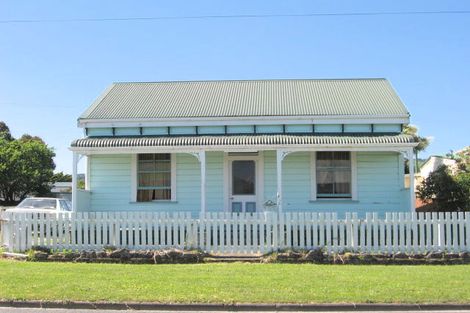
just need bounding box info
[112,78,388,84]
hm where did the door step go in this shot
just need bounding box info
[204,255,263,263]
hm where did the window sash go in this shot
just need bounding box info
[137,153,172,201]
[316,152,352,198]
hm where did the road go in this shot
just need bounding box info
[1,309,470,313]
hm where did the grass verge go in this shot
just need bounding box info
[0,260,469,304]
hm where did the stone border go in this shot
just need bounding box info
[22,247,206,264]
[3,247,470,265]
[265,250,470,265]
[1,300,470,311]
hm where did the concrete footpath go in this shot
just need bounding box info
[1,302,470,312]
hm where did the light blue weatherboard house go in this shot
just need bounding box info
[70,79,418,217]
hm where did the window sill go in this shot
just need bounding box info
[129,200,178,204]
[309,199,359,203]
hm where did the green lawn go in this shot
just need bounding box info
[0,260,469,304]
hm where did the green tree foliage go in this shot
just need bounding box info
[454,146,470,173]
[418,166,470,211]
[0,121,13,141]
[0,122,56,204]
[52,171,72,182]
[403,125,431,172]
[19,134,46,144]
[78,180,85,189]
[455,172,470,202]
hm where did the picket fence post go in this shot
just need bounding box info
[2,211,470,254]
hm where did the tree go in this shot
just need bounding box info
[0,123,56,204]
[417,165,469,211]
[19,134,45,144]
[0,121,13,141]
[78,180,85,189]
[454,146,470,173]
[52,171,72,182]
[403,125,431,172]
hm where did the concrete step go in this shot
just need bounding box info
[209,254,263,258]
[204,256,263,263]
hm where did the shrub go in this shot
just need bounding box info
[418,166,470,211]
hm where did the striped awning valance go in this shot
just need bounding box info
[71,134,416,148]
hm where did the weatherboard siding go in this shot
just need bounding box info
[206,152,225,212]
[88,154,131,211]
[86,151,408,216]
[287,151,407,215]
[87,153,223,214]
[264,151,408,216]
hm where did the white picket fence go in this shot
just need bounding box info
[1,211,470,254]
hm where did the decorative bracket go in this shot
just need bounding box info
[187,151,202,162]
[277,149,294,162]
[399,148,414,160]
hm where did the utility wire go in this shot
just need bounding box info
[0,10,470,24]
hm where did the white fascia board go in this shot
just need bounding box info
[70,142,417,155]
[78,115,410,128]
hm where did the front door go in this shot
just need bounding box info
[229,159,257,213]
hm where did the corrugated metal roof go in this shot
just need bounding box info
[79,79,410,120]
[71,134,416,148]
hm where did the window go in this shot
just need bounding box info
[232,160,256,195]
[137,154,172,201]
[316,152,352,198]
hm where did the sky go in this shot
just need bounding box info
[0,0,469,174]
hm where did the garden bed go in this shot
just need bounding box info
[5,246,470,265]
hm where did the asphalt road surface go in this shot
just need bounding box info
[1,309,470,313]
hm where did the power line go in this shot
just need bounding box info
[1,10,470,24]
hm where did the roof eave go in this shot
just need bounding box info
[77,114,410,128]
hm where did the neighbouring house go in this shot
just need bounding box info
[419,156,458,179]
[407,156,458,192]
[50,182,72,200]
[70,79,418,217]
[51,182,72,193]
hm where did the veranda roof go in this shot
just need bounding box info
[71,134,416,148]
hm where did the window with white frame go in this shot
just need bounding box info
[316,151,352,198]
[137,154,172,201]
